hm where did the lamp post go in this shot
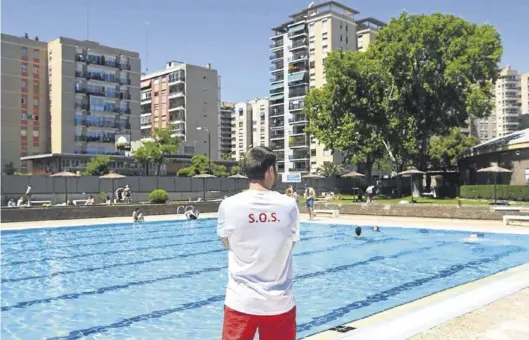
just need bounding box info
[196,126,211,174]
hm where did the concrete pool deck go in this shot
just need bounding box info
[2,214,529,339]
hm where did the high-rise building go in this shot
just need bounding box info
[356,17,385,52]
[250,98,270,148]
[268,1,384,174]
[521,72,529,115]
[1,33,141,173]
[1,33,49,172]
[141,61,221,160]
[140,61,220,160]
[232,102,253,161]
[220,102,235,157]
[49,37,141,155]
[475,66,522,142]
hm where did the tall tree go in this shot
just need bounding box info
[428,128,479,169]
[132,127,180,176]
[84,156,111,176]
[370,12,502,169]
[304,51,398,181]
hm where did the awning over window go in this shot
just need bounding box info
[270,82,284,90]
[288,24,305,33]
[288,72,306,83]
[269,94,284,101]
[141,80,152,88]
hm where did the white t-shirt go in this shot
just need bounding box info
[217,189,301,315]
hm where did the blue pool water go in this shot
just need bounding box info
[2,219,529,339]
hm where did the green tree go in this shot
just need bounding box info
[3,161,16,175]
[317,161,344,177]
[177,155,228,177]
[428,128,479,169]
[304,51,396,181]
[370,12,502,169]
[84,156,111,176]
[132,127,180,176]
[230,165,241,176]
[221,153,232,161]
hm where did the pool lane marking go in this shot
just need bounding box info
[45,294,227,340]
[1,221,215,248]
[1,248,226,284]
[1,231,340,283]
[296,246,525,334]
[3,238,221,266]
[1,266,228,312]
[2,235,399,310]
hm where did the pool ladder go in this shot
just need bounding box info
[176,205,195,218]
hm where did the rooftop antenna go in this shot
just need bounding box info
[145,21,150,73]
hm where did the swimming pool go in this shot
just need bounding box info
[2,219,529,339]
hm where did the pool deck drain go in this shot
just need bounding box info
[2,213,529,339]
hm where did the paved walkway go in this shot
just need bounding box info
[412,288,529,340]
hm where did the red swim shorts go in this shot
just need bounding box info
[221,305,296,340]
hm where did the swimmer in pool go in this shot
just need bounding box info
[463,233,479,243]
[373,226,380,232]
[354,227,362,238]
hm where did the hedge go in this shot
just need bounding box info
[460,185,529,201]
[149,189,169,204]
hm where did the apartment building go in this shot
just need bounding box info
[50,37,141,156]
[220,102,235,157]
[475,66,523,142]
[2,34,141,173]
[231,102,253,160]
[356,17,385,52]
[269,1,384,173]
[250,98,270,148]
[521,72,529,115]
[140,61,220,160]
[1,33,49,172]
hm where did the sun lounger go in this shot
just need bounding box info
[503,215,529,226]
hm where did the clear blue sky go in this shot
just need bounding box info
[3,0,528,102]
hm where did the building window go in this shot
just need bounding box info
[21,129,27,136]
[309,61,315,68]
[33,67,39,74]
[21,66,28,72]
[21,49,28,56]
[33,83,39,90]
[311,149,316,156]
[33,50,40,58]
[322,45,328,54]
[153,78,159,85]
[34,99,39,106]
[346,36,348,44]
[32,130,39,137]
[21,81,27,90]
[21,97,27,104]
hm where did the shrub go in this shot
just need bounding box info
[460,185,529,201]
[149,189,169,204]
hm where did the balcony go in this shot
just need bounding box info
[118,63,132,71]
[169,111,185,122]
[119,108,131,115]
[289,151,309,160]
[120,92,132,100]
[75,135,116,144]
[291,126,306,135]
[270,63,284,73]
[288,54,308,64]
[288,166,310,173]
[270,82,284,95]
[270,131,284,140]
[288,24,307,38]
[289,86,308,98]
[289,115,307,124]
[270,141,285,150]
[169,88,185,98]
[75,103,89,111]
[168,75,185,84]
[289,101,304,111]
[269,40,284,50]
[270,74,284,83]
[169,102,186,111]
[289,136,308,147]
[76,71,86,78]
[288,40,308,51]
[270,118,284,129]
[269,51,284,61]
[269,106,284,117]
[119,78,131,85]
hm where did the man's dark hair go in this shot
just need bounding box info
[243,146,277,181]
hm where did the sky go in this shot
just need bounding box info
[3,0,528,102]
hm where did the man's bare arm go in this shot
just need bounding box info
[220,237,229,248]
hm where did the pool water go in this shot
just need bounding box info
[2,219,529,339]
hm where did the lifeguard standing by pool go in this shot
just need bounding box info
[217,146,300,340]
